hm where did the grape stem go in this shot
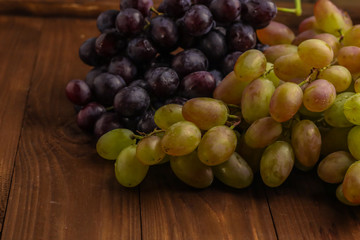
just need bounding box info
[105,106,114,111]
[150,7,163,16]
[227,104,241,109]
[277,0,302,16]
[230,120,241,130]
[227,114,241,120]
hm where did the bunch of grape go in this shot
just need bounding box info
[65,0,278,137]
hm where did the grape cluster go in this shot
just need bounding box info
[65,0,277,137]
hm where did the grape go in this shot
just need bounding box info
[128,79,151,92]
[171,49,208,77]
[298,16,318,33]
[263,44,298,63]
[65,79,92,106]
[355,78,360,93]
[297,39,334,69]
[96,128,136,160]
[115,8,145,37]
[120,0,153,17]
[212,152,253,189]
[213,71,250,105]
[182,5,214,37]
[256,21,295,46]
[85,66,107,90]
[154,104,184,130]
[182,97,228,130]
[79,37,105,66]
[180,71,216,98]
[342,161,360,204]
[120,115,141,132]
[260,141,294,188]
[343,24,360,47]
[197,30,227,63]
[76,102,106,131]
[317,151,356,184]
[95,30,125,57]
[93,73,126,106]
[114,145,149,187]
[321,127,351,156]
[227,22,256,52]
[337,46,360,74]
[324,92,355,128]
[241,78,275,123]
[126,37,157,63]
[108,56,137,84]
[197,126,237,166]
[233,49,267,82]
[236,136,264,173]
[137,110,157,133]
[94,112,123,139]
[161,121,201,156]
[348,126,360,160]
[344,93,360,125]
[209,0,241,24]
[292,29,320,46]
[241,0,277,29]
[96,9,119,33]
[170,151,213,188]
[145,67,180,99]
[136,136,166,165]
[209,69,223,86]
[336,184,360,206]
[303,79,336,112]
[318,65,352,92]
[149,16,178,51]
[314,33,341,57]
[114,86,150,117]
[264,63,280,87]
[269,82,303,122]
[314,0,352,36]
[273,53,312,82]
[161,0,191,18]
[291,120,321,171]
[221,51,242,76]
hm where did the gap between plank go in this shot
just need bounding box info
[264,184,279,240]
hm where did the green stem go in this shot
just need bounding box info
[230,120,241,130]
[106,106,114,111]
[228,114,241,119]
[227,104,241,109]
[277,0,302,16]
[150,6,163,15]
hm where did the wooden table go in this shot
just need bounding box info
[0,1,360,239]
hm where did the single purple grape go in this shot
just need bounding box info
[108,56,137,84]
[197,30,227,64]
[180,71,216,98]
[114,86,150,117]
[65,79,92,106]
[126,37,157,63]
[94,112,123,138]
[137,110,157,133]
[209,0,241,23]
[115,8,145,37]
[120,0,153,17]
[149,16,178,51]
[93,73,126,106]
[77,102,106,131]
[95,30,126,57]
[96,9,119,33]
[171,49,208,77]
[241,0,277,29]
[182,5,214,37]
[145,67,180,99]
[227,22,256,52]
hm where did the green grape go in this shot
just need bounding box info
[298,104,324,120]
[182,97,228,130]
[317,151,356,184]
[154,104,184,130]
[212,152,253,189]
[321,127,351,156]
[198,126,237,166]
[236,137,264,173]
[244,117,282,149]
[263,44,298,63]
[336,184,360,206]
[344,93,360,125]
[170,151,213,188]
[314,0,352,36]
[298,16,319,33]
[241,78,275,123]
[269,82,303,122]
[96,128,136,160]
[114,145,149,187]
[265,63,280,87]
[256,21,295,46]
[318,65,352,92]
[233,49,267,82]
[303,79,336,112]
[324,92,355,127]
[260,141,295,188]
[291,120,321,171]
[297,39,334,69]
[337,46,360,74]
[273,53,312,82]
[348,126,360,160]
[314,33,341,57]
[161,121,201,156]
[136,136,165,165]
[343,161,360,204]
[343,24,360,47]
[292,29,321,46]
[213,71,251,105]
[355,78,360,93]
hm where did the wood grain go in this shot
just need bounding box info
[0,16,43,232]
[1,18,141,240]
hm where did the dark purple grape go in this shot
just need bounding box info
[94,112,123,138]
[129,79,151,91]
[108,56,137,84]
[95,30,126,57]
[137,110,157,133]
[222,51,242,75]
[162,0,191,18]
[114,86,150,117]
[183,5,214,37]
[171,49,208,77]
[145,67,180,99]
[79,37,105,66]
[65,79,92,106]
[209,69,223,86]
[197,30,227,63]
[209,0,241,23]
[77,102,106,131]
[126,37,157,63]
[120,115,142,132]
[93,73,126,106]
[180,71,216,98]
[85,66,108,90]
[149,16,178,51]
[227,22,256,52]
[96,9,119,33]
[115,8,145,37]
[120,0,153,17]
[164,96,188,105]
[241,0,277,29]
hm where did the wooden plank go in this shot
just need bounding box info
[140,164,277,240]
[266,170,360,240]
[1,18,141,240]
[0,16,43,232]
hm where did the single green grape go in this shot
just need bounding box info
[344,93,360,125]
[136,136,165,165]
[154,104,184,130]
[303,79,336,112]
[265,62,280,87]
[324,92,355,127]
[263,44,298,64]
[342,161,360,204]
[297,39,334,68]
[318,65,352,92]
[234,49,267,82]
[348,125,360,160]
[336,184,360,206]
